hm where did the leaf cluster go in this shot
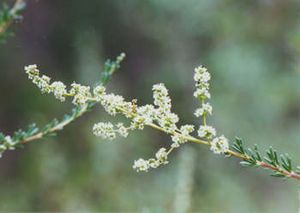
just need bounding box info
[232,138,300,179]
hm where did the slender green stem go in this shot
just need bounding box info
[167,146,175,155]
[21,104,88,144]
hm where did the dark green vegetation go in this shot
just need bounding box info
[1,0,300,212]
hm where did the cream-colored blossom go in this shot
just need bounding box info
[210,135,229,154]
[197,125,216,139]
[116,123,129,138]
[193,88,211,99]
[153,83,171,111]
[155,148,168,164]
[194,103,213,117]
[133,158,149,172]
[93,85,106,100]
[194,66,210,83]
[26,63,233,173]
[93,122,116,140]
[50,81,67,101]
[180,125,194,135]
[25,64,39,79]
[70,83,92,105]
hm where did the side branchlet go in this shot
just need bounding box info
[232,138,299,179]
[0,53,125,157]
[23,57,300,180]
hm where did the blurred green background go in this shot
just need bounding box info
[1,0,300,212]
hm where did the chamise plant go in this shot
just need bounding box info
[22,62,300,181]
[1,0,300,190]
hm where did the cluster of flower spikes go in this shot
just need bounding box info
[25,62,229,173]
[25,64,93,105]
[0,135,18,157]
[193,66,229,154]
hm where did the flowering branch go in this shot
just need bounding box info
[0,0,26,42]
[0,54,125,157]
[24,57,300,181]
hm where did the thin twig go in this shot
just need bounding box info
[147,123,300,180]
[0,54,124,157]
[21,104,88,144]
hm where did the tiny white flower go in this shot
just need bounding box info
[93,122,116,140]
[197,125,216,139]
[194,103,212,117]
[116,123,129,138]
[50,81,67,101]
[41,75,50,83]
[202,103,213,114]
[171,133,186,144]
[210,135,229,154]
[25,64,39,79]
[158,112,179,133]
[193,88,211,99]
[153,83,171,111]
[93,85,106,100]
[155,148,168,164]
[135,105,156,125]
[194,66,210,83]
[194,108,203,117]
[4,136,16,150]
[100,94,125,115]
[70,83,92,105]
[194,66,207,74]
[171,142,180,148]
[133,158,149,172]
[180,125,194,136]
[148,158,160,168]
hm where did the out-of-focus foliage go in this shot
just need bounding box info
[0,0,25,43]
[1,0,300,212]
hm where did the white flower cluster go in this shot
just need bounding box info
[171,125,194,148]
[193,66,229,154]
[153,83,179,133]
[94,82,180,131]
[193,66,212,118]
[69,83,92,105]
[132,148,169,172]
[193,66,211,99]
[197,125,216,139]
[26,62,231,172]
[25,65,67,102]
[92,85,133,117]
[0,136,18,157]
[132,104,156,129]
[93,122,129,140]
[25,65,92,104]
[210,135,229,154]
[91,83,187,171]
[50,81,66,102]
[194,103,212,117]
